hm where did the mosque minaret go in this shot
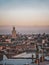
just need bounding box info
[12,27,16,39]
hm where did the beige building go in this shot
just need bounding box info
[12,27,16,38]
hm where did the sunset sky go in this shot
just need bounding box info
[0,0,49,27]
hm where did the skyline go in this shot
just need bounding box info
[0,0,49,26]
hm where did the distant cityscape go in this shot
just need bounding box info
[0,0,49,65]
[0,27,49,65]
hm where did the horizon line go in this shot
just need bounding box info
[0,25,49,27]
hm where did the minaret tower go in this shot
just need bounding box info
[12,27,16,38]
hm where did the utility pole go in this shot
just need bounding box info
[41,39,45,62]
[35,43,40,65]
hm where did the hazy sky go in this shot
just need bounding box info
[0,0,49,26]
